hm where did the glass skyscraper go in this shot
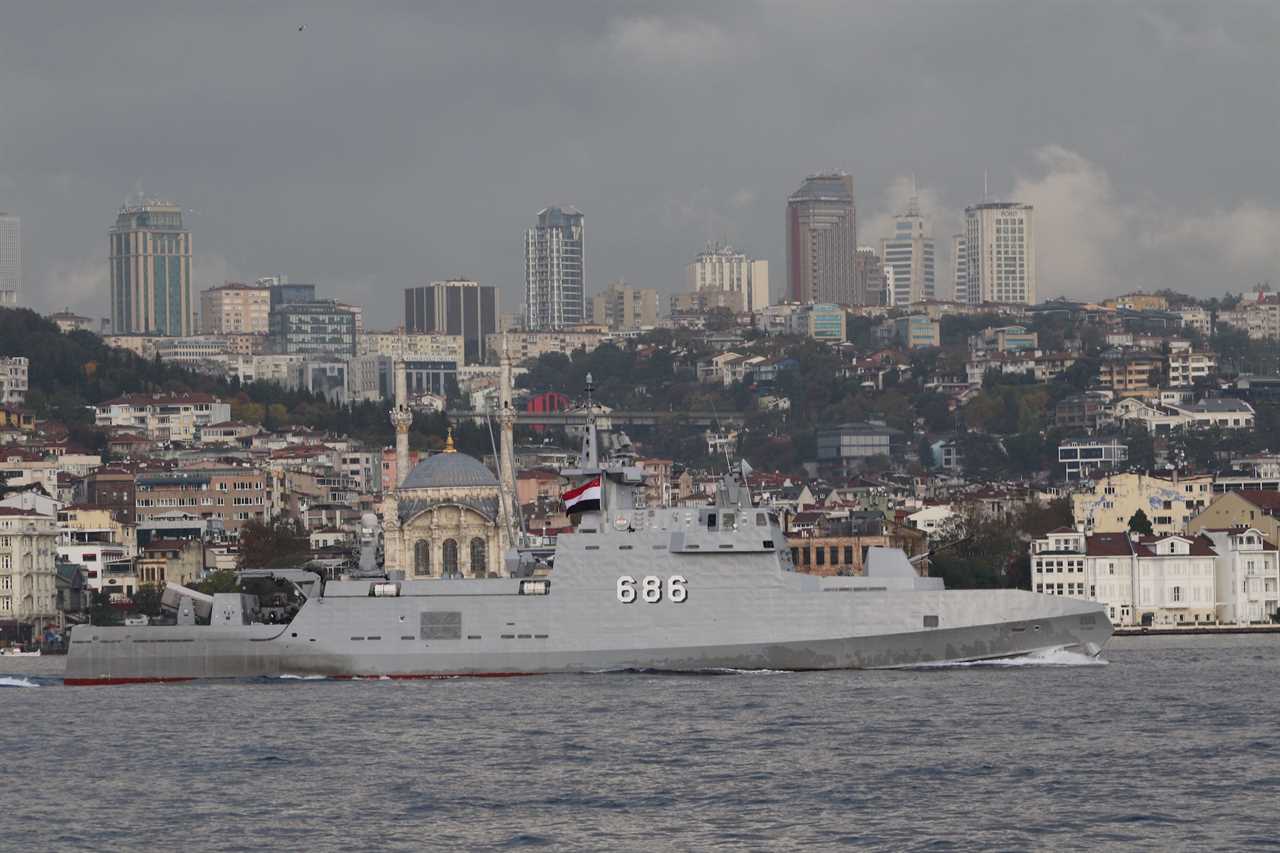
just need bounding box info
[404,279,498,365]
[109,200,192,335]
[525,206,585,330]
[0,213,19,308]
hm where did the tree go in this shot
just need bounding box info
[1127,509,1153,536]
[193,570,240,594]
[238,517,311,568]
[131,584,165,617]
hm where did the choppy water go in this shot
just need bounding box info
[4,636,1279,851]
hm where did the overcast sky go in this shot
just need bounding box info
[3,1,1280,327]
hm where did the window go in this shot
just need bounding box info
[414,539,431,576]
[1172,586,1182,603]
[443,539,459,576]
[470,538,487,578]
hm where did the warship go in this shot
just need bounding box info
[64,359,1112,685]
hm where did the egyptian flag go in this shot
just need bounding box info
[563,477,602,514]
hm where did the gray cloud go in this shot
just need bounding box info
[2,1,1280,324]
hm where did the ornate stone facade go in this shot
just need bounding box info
[382,439,505,578]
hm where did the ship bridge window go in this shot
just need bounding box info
[705,512,717,531]
[755,513,767,527]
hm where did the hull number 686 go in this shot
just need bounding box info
[617,575,687,603]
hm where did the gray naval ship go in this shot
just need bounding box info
[65,412,1111,684]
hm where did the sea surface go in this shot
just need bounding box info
[3,635,1279,852]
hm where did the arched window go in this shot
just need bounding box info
[470,537,487,578]
[443,539,459,576]
[413,539,431,576]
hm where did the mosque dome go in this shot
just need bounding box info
[400,450,498,490]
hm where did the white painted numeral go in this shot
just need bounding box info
[668,575,687,603]
[617,575,636,603]
[642,575,663,603]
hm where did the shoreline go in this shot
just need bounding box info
[1113,624,1280,637]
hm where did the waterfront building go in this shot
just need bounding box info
[1201,528,1280,624]
[686,244,769,312]
[589,280,659,330]
[404,279,498,364]
[962,202,1035,305]
[1189,491,1280,546]
[1071,472,1213,537]
[0,213,19,307]
[525,206,585,330]
[268,299,357,357]
[0,508,59,636]
[879,198,935,305]
[786,174,858,305]
[109,200,192,336]
[199,283,271,335]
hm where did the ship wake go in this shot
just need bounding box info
[0,676,41,688]
[913,647,1108,669]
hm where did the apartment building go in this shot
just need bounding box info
[134,467,267,535]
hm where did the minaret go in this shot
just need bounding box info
[390,354,413,487]
[497,334,518,551]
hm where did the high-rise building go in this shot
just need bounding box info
[525,206,585,330]
[963,202,1035,305]
[404,279,499,365]
[685,244,769,312]
[856,248,889,307]
[879,198,935,306]
[952,234,968,303]
[109,200,192,336]
[589,280,659,330]
[268,299,357,357]
[199,283,271,335]
[0,213,20,308]
[268,282,317,309]
[786,174,857,305]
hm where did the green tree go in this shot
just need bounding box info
[238,517,311,569]
[193,570,240,594]
[1127,509,1153,536]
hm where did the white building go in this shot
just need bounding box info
[154,336,231,365]
[0,356,28,405]
[1178,307,1212,337]
[0,508,59,632]
[199,282,271,335]
[1218,299,1280,341]
[488,329,606,363]
[94,393,231,442]
[1202,528,1280,625]
[951,233,967,303]
[686,244,770,313]
[1166,340,1216,387]
[1112,398,1255,433]
[525,206,585,330]
[359,332,466,363]
[962,202,1035,305]
[906,504,958,535]
[879,198,935,305]
[0,213,19,307]
[1030,528,1218,627]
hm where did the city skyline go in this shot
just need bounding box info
[4,5,1280,325]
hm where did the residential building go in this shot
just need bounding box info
[154,336,230,366]
[84,467,138,525]
[1218,298,1280,342]
[856,248,889,306]
[879,197,935,305]
[135,467,268,535]
[589,280,659,330]
[1103,292,1168,312]
[1178,307,1211,336]
[404,279,499,365]
[1166,340,1216,387]
[670,290,749,317]
[0,508,59,636]
[109,199,192,336]
[1201,528,1280,624]
[1072,472,1213,536]
[0,212,19,307]
[491,329,607,363]
[136,538,203,587]
[0,357,28,406]
[951,233,967,303]
[359,332,466,364]
[525,206,585,330]
[1112,398,1255,432]
[1189,491,1280,546]
[1097,349,1162,392]
[906,504,958,535]
[48,310,95,333]
[971,325,1038,353]
[94,393,231,442]
[288,360,349,404]
[268,299,357,357]
[1029,528,1218,626]
[686,244,769,312]
[199,282,271,335]
[962,201,1035,305]
[1059,438,1128,481]
[786,173,858,305]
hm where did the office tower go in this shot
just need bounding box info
[109,200,192,335]
[404,279,499,365]
[855,248,889,307]
[589,280,660,330]
[786,173,857,305]
[685,244,769,312]
[268,299,357,357]
[0,214,19,307]
[199,283,271,334]
[879,197,935,306]
[268,282,317,309]
[963,202,1035,305]
[952,234,968,303]
[525,206,585,330]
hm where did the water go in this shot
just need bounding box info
[4,636,1279,851]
